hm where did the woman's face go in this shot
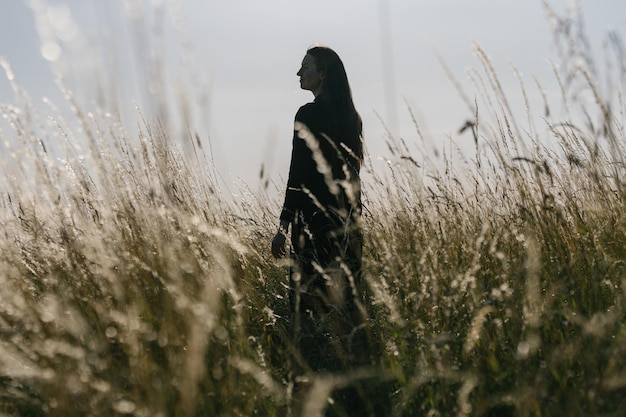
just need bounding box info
[297,53,324,97]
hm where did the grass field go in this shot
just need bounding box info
[0,3,625,417]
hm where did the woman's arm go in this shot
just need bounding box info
[271,220,290,258]
[272,104,316,259]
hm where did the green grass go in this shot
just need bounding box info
[1,3,625,417]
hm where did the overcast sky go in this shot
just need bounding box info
[1,0,625,193]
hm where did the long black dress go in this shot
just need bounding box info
[279,97,366,373]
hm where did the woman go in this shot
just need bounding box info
[271,45,371,415]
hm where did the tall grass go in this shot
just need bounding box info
[0,2,625,416]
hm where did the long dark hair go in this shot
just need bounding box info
[307,46,363,161]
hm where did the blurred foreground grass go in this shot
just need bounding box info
[0,2,625,416]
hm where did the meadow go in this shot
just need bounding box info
[0,3,625,417]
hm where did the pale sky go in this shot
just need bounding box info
[1,0,625,194]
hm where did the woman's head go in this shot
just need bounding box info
[298,45,363,158]
[300,46,349,100]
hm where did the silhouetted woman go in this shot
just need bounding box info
[271,46,371,416]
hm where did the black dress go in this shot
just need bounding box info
[279,97,366,373]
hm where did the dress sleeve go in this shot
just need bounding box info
[279,105,314,222]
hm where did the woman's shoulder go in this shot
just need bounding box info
[295,101,324,122]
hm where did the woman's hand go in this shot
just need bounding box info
[271,231,287,258]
